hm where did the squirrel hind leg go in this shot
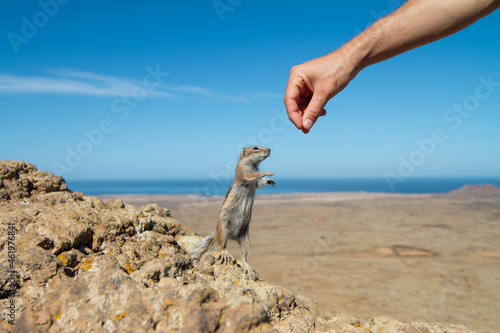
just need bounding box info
[242,260,260,281]
[216,222,234,264]
[218,249,234,265]
[238,235,260,281]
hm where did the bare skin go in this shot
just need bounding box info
[284,0,500,134]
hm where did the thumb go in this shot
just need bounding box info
[302,93,328,132]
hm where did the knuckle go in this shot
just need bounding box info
[289,65,301,74]
[307,106,324,117]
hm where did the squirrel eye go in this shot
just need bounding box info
[253,147,259,150]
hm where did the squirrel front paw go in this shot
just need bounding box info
[263,172,274,177]
[267,179,276,187]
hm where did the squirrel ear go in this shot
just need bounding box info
[242,148,246,155]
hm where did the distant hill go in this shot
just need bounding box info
[440,184,500,199]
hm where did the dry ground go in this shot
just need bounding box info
[99,192,500,333]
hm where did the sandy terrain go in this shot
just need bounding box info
[98,191,500,333]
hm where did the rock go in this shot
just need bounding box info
[177,235,202,252]
[141,203,171,218]
[14,269,155,333]
[0,257,18,299]
[0,161,68,200]
[0,161,478,332]
[129,258,174,286]
[217,297,272,333]
[0,247,71,308]
[105,197,125,209]
[78,254,121,273]
[57,249,83,268]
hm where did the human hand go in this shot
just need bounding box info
[284,0,500,134]
[284,50,358,133]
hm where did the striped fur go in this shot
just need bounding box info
[189,146,274,279]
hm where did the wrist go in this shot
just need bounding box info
[343,25,380,75]
[338,18,385,76]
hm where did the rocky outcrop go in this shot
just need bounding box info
[0,161,476,332]
[439,184,500,199]
[0,161,67,201]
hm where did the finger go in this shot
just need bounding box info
[301,109,326,134]
[284,81,304,130]
[285,72,311,130]
[302,93,328,132]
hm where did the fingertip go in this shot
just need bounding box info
[304,118,314,130]
[302,95,327,131]
[287,112,303,130]
[284,103,304,131]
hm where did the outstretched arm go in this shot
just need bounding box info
[242,172,274,184]
[284,0,500,133]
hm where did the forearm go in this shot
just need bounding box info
[283,0,499,133]
[345,0,500,73]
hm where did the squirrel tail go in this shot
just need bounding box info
[189,231,217,259]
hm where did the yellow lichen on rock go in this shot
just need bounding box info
[113,311,128,320]
[58,254,69,266]
[81,259,93,272]
[92,234,103,251]
[121,262,136,274]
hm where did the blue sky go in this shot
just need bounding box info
[1,1,499,182]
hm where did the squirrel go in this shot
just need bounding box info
[189,146,275,280]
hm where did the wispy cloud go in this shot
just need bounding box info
[0,69,280,103]
[0,69,176,99]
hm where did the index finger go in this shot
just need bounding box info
[284,77,305,130]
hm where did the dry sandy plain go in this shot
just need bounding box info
[99,187,500,333]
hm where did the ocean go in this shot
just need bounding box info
[66,177,500,197]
